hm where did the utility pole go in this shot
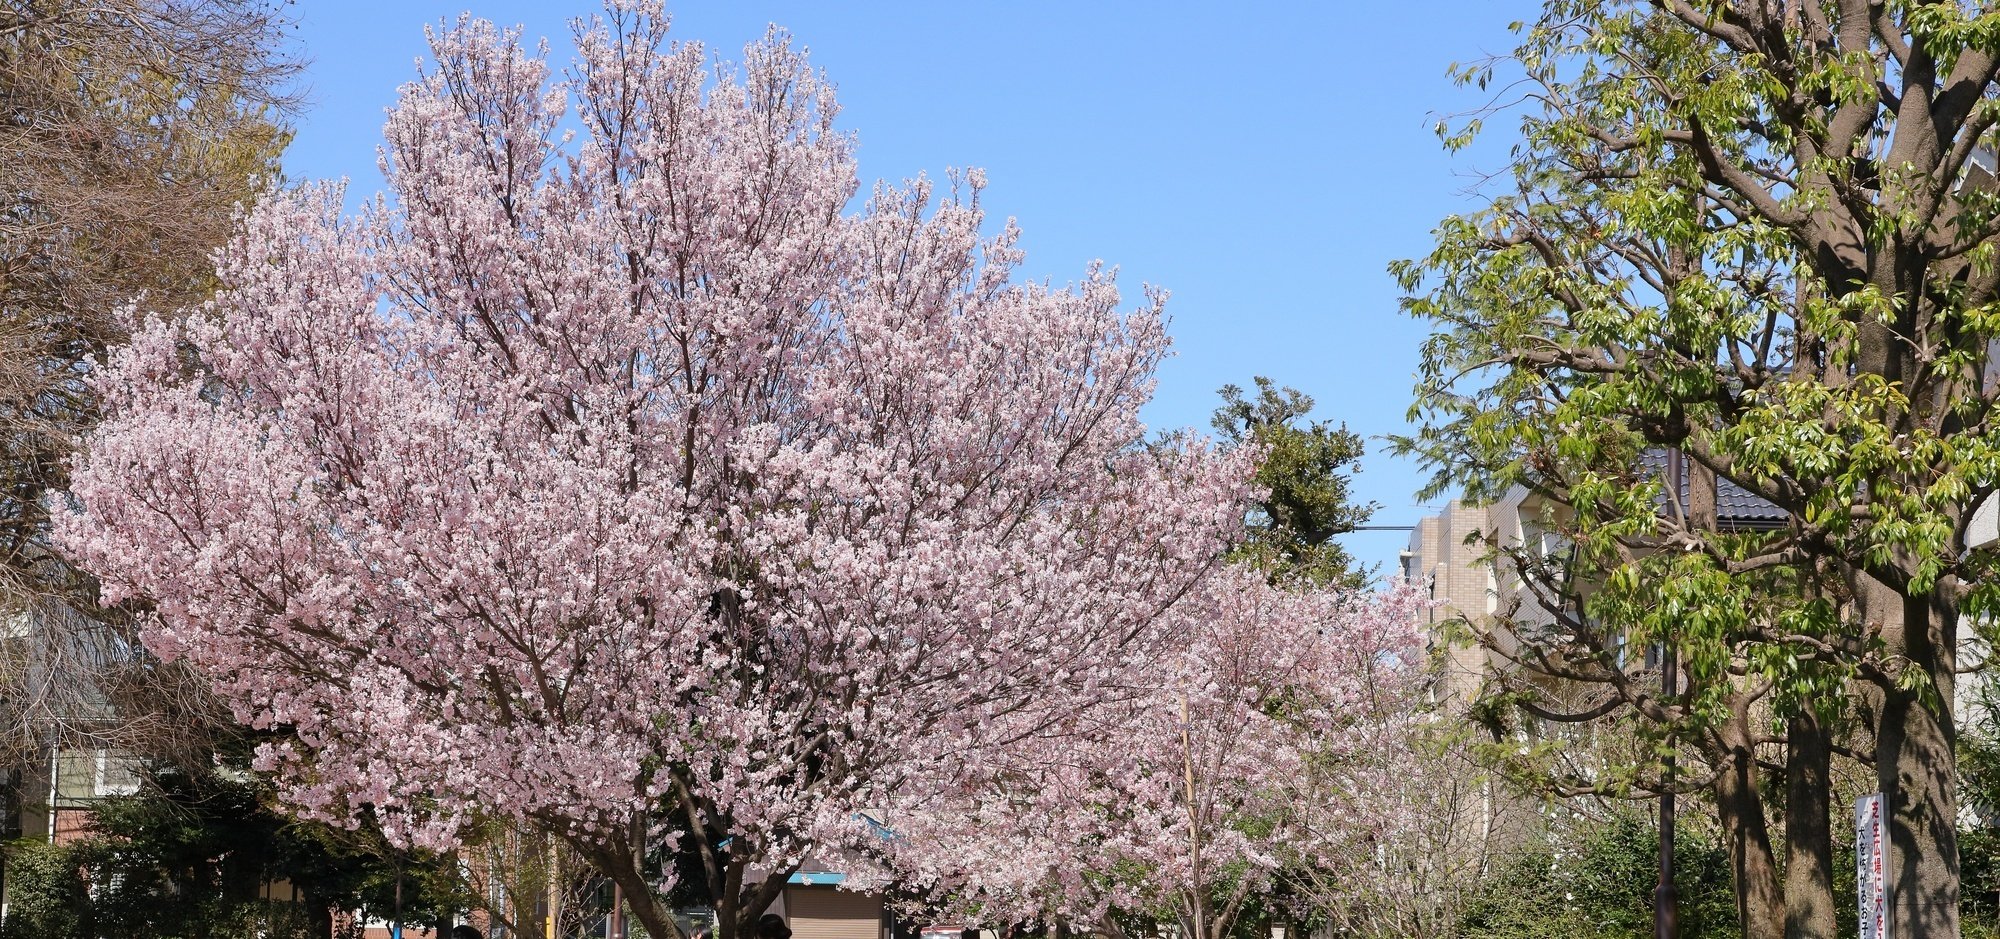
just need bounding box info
[45,745,58,844]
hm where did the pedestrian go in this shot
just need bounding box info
[759,914,793,939]
[451,926,482,939]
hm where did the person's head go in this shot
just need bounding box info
[759,914,793,939]
[451,927,482,939]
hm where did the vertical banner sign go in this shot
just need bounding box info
[1856,793,1888,939]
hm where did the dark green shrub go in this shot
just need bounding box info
[1455,813,1739,939]
[1,840,90,939]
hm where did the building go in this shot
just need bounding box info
[1402,452,1792,704]
[1398,455,1811,852]
[25,746,141,844]
[767,870,891,939]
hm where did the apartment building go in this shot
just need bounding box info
[1403,454,1791,701]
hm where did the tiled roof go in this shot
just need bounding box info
[1638,449,1788,530]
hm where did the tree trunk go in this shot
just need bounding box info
[716,857,743,939]
[576,833,683,939]
[730,858,793,939]
[1873,587,1960,939]
[307,892,336,939]
[623,868,683,939]
[1784,710,1835,939]
[1712,712,1783,939]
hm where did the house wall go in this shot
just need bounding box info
[13,747,138,845]
[783,886,883,939]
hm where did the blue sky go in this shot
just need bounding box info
[282,2,1522,575]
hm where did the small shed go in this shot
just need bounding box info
[779,873,885,939]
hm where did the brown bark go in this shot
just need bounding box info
[1784,711,1835,939]
[577,832,682,939]
[1712,709,1783,939]
[729,857,794,939]
[1871,583,1960,939]
[717,857,743,939]
[1685,460,1716,532]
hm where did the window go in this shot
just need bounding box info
[93,750,139,797]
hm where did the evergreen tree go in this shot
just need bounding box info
[1211,377,1375,587]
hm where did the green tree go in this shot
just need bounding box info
[1,755,471,939]
[1395,3,2000,937]
[1211,377,1375,587]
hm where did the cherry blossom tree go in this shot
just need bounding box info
[1292,695,1497,939]
[888,574,1429,939]
[55,5,1258,938]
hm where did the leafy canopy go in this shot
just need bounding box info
[1211,377,1375,588]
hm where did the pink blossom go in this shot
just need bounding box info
[886,576,1429,938]
[54,4,1300,935]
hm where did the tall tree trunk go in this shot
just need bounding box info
[1712,712,1784,939]
[613,854,683,939]
[1784,710,1835,939]
[1872,585,1960,939]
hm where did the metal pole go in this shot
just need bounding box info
[1656,644,1679,939]
[1655,449,1693,939]
[45,746,57,843]
[547,841,559,939]
[613,882,625,939]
